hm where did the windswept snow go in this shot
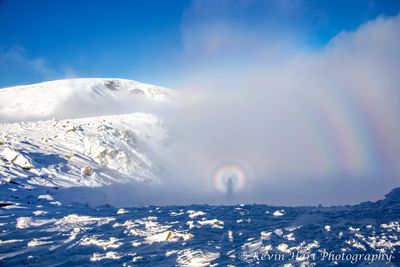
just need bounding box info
[272,209,285,217]
[177,249,220,266]
[0,147,34,170]
[16,217,55,229]
[0,191,399,265]
[90,251,123,261]
[80,236,123,250]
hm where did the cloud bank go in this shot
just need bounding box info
[152,13,400,205]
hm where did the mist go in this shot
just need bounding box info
[144,14,400,206]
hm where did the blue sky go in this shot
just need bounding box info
[0,0,399,88]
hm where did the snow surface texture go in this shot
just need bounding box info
[0,189,399,266]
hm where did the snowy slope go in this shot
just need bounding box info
[0,78,171,122]
[0,113,174,206]
[0,78,175,207]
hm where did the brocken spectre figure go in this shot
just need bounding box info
[227,177,234,199]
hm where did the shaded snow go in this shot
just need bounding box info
[0,194,399,266]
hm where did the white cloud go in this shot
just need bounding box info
[0,45,51,76]
[0,45,80,85]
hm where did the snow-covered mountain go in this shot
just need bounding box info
[0,78,174,207]
[0,78,171,122]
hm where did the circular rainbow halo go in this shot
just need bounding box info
[213,164,246,193]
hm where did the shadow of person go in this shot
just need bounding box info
[227,177,234,200]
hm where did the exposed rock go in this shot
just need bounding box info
[81,165,94,176]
